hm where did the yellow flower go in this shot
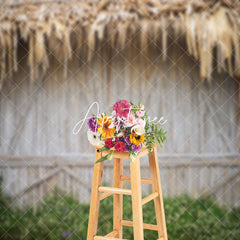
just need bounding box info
[129,132,146,145]
[97,116,115,139]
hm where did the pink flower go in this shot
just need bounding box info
[136,110,145,117]
[136,118,146,126]
[125,113,136,127]
[113,100,131,118]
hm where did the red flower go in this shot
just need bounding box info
[105,138,115,148]
[115,141,125,152]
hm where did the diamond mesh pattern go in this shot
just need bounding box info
[0,1,240,239]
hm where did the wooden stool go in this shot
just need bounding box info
[87,145,168,240]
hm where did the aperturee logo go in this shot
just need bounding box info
[73,100,167,163]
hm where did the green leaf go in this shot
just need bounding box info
[95,152,113,164]
[129,151,138,163]
[98,145,110,152]
[106,152,113,160]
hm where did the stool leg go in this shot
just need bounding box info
[113,158,123,238]
[149,147,168,240]
[87,150,104,240]
[130,156,144,240]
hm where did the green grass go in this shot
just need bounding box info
[0,189,239,240]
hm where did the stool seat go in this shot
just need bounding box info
[94,143,158,159]
[87,145,168,240]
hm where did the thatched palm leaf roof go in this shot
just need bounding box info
[0,0,240,88]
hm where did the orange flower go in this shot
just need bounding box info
[97,116,115,139]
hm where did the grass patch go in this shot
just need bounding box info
[0,189,239,240]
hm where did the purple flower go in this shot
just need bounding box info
[132,144,141,152]
[113,115,125,131]
[88,116,98,132]
[125,135,131,146]
[124,145,130,152]
[62,231,72,238]
[61,206,68,211]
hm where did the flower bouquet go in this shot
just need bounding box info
[87,100,166,163]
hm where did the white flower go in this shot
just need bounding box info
[87,130,103,146]
[131,125,145,135]
[112,110,116,116]
[116,131,124,137]
[108,121,115,129]
[140,104,144,110]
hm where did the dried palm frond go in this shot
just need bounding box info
[0,0,239,88]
